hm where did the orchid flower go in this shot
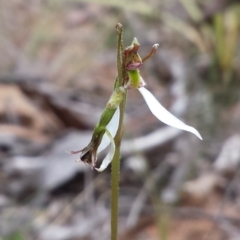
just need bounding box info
[67,88,124,172]
[124,38,202,140]
[68,37,202,172]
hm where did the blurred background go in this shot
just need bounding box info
[1,0,240,239]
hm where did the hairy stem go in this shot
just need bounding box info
[111,94,126,240]
[111,23,126,240]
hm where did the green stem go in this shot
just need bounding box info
[111,94,126,240]
[111,23,126,240]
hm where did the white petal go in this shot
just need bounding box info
[95,129,116,172]
[138,87,202,140]
[97,107,120,153]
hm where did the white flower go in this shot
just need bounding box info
[124,38,201,139]
[96,86,202,171]
[138,87,202,140]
